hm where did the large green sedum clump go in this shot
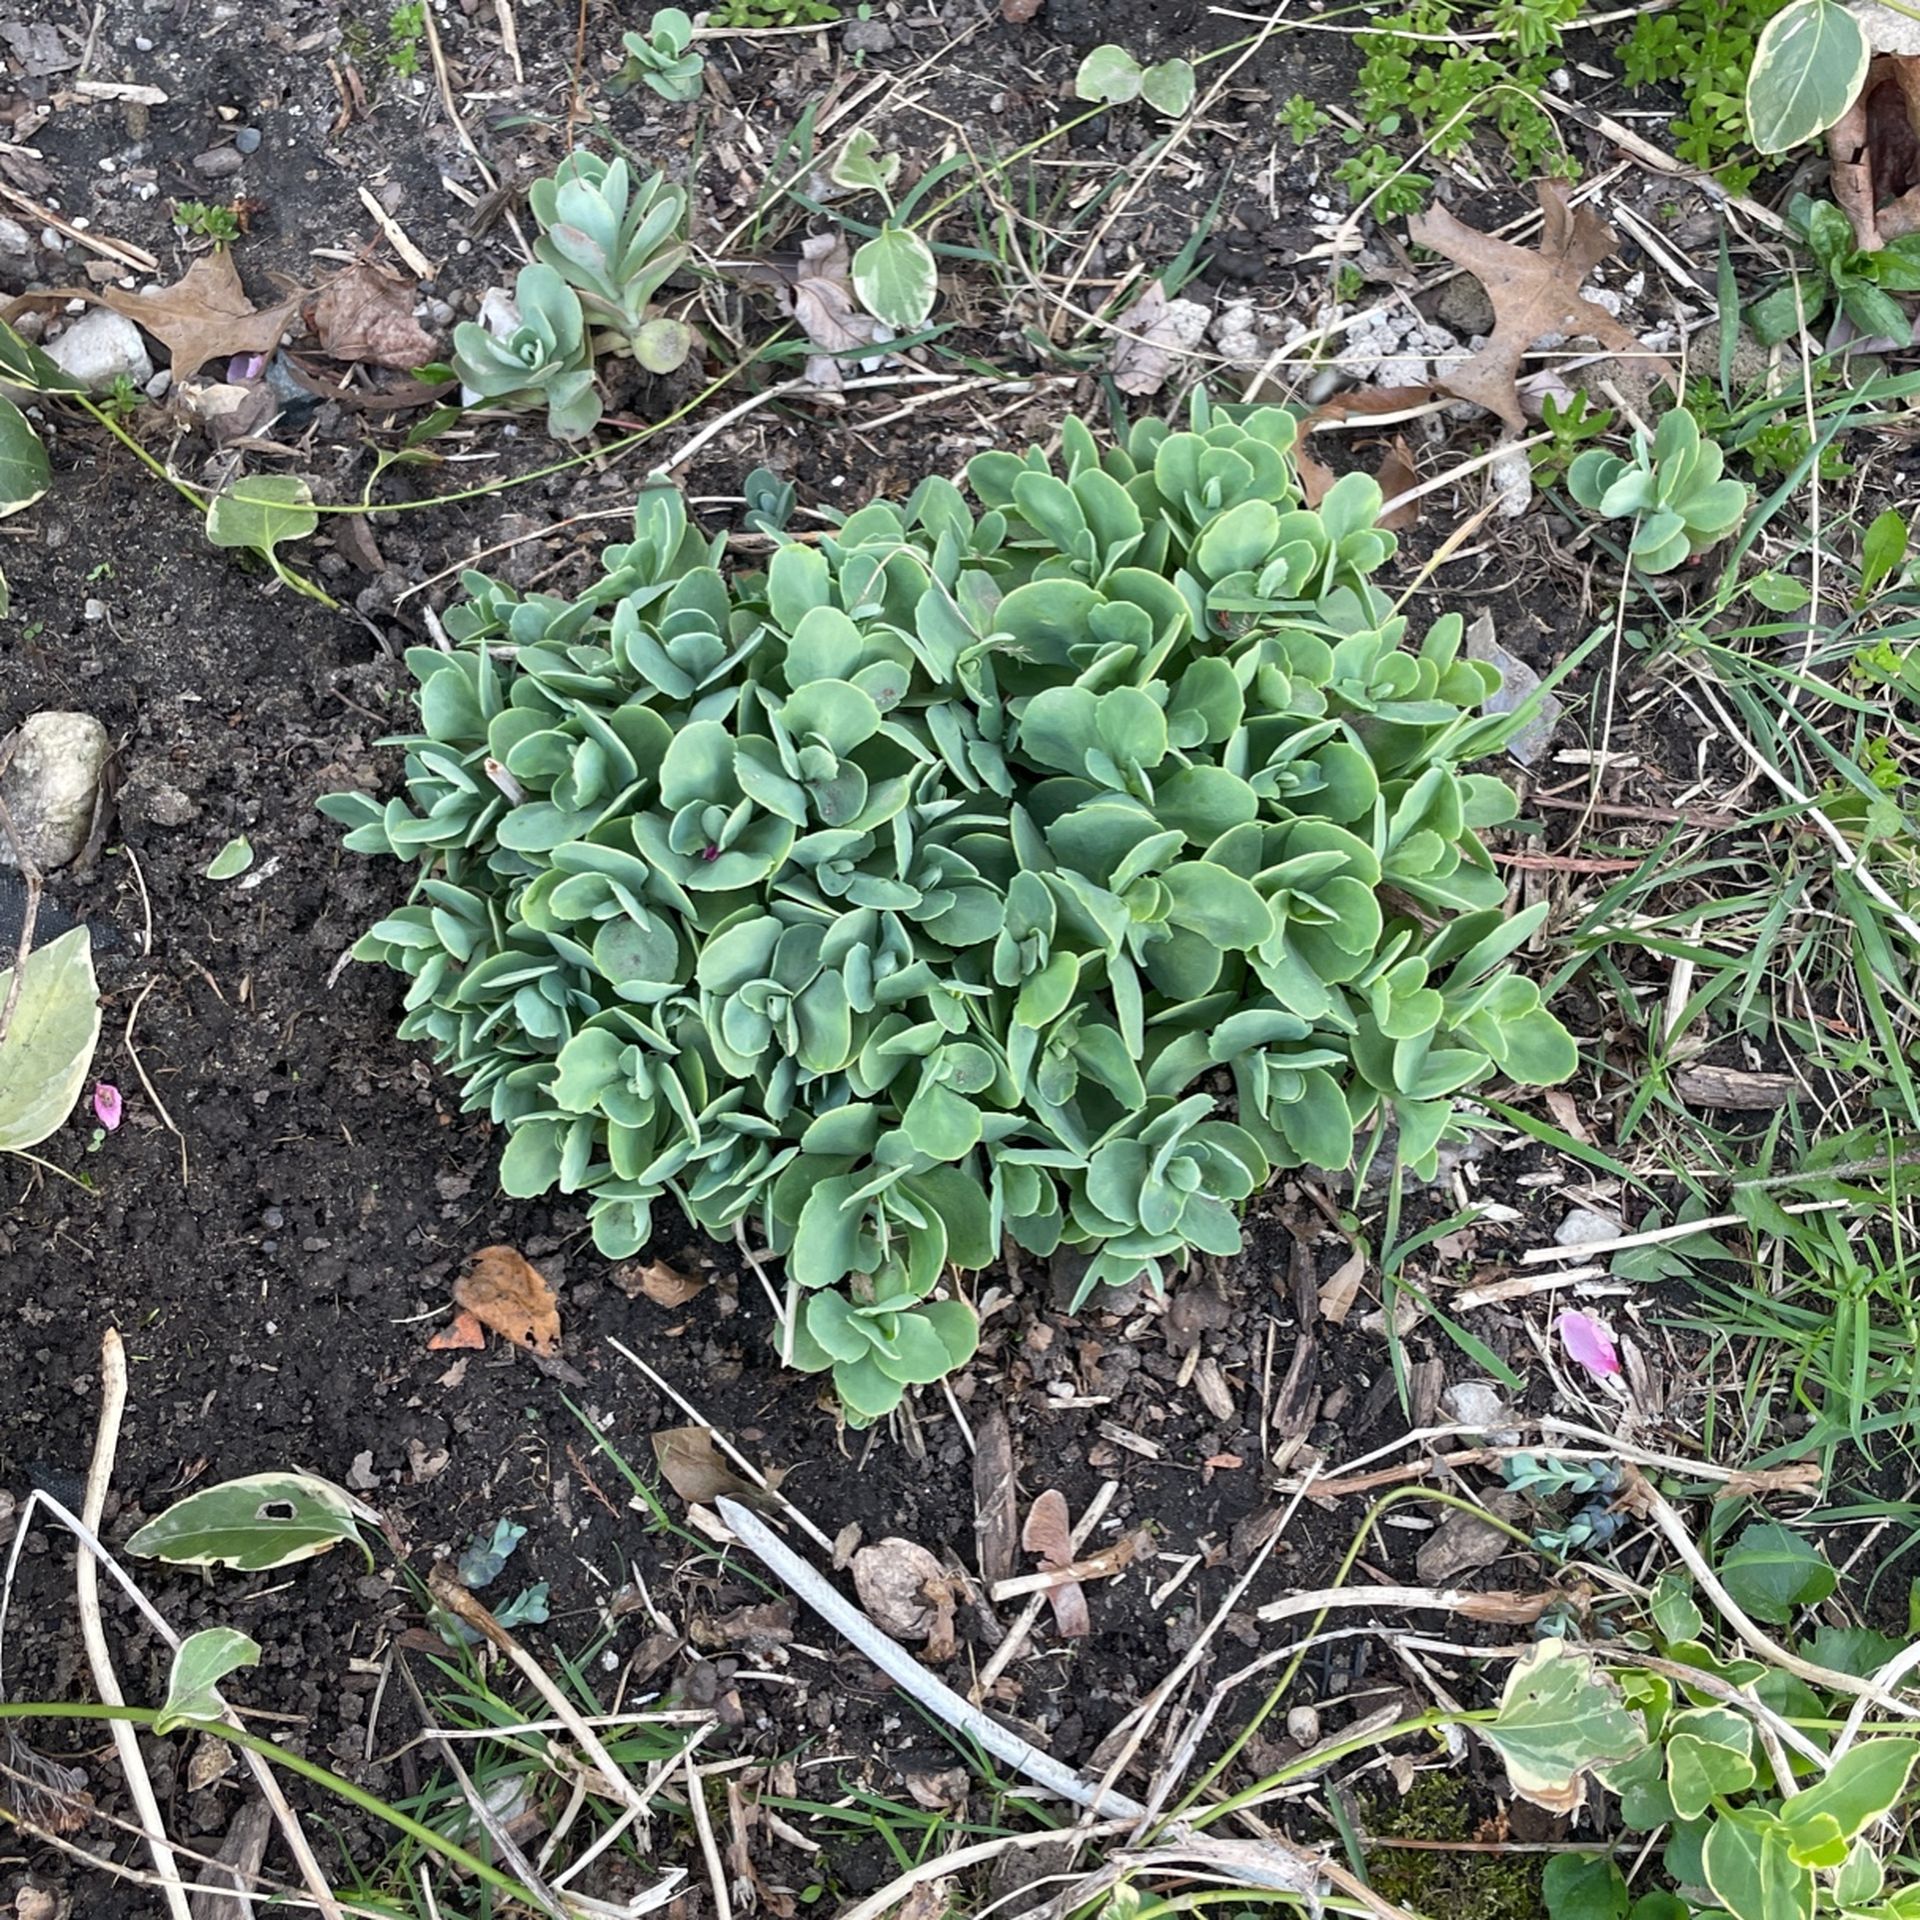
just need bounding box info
[324,397,1575,1423]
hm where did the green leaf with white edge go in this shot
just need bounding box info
[1138,58,1194,116]
[0,925,99,1154]
[156,1627,260,1735]
[1075,43,1143,104]
[830,128,902,197]
[205,474,320,555]
[1745,0,1869,153]
[851,226,937,330]
[127,1471,376,1571]
[1664,1706,1756,1821]
[0,396,48,520]
[1702,1809,1813,1920]
[1719,1520,1836,1624]
[1481,1639,1647,1812]
[1777,1740,1919,1852]
[206,834,255,881]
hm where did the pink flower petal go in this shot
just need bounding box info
[1557,1310,1621,1379]
[92,1082,122,1131]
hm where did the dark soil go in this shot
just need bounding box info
[0,0,1774,1911]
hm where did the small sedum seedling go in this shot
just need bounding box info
[451,262,602,441]
[1567,407,1751,574]
[327,397,1574,1424]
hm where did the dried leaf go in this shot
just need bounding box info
[852,1538,958,1659]
[1109,281,1211,397]
[309,263,436,370]
[783,233,888,389]
[427,1308,486,1351]
[904,1766,970,1810]
[1020,1488,1073,1566]
[972,1407,1018,1585]
[1000,0,1043,17]
[452,1245,560,1357]
[1415,1505,1515,1586]
[651,1425,780,1511]
[1316,1249,1367,1325]
[1375,435,1421,529]
[1406,185,1671,431]
[100,251,307,384]
[1292,384,1435,507]
[616,1258,707,1307]
[1673,1064,1796,1110]
[1830,56,1920,250]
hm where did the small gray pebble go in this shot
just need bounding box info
[842,16,895,51]
[134,33,154,48]
[234,126,261,155]
[262,1207,285,1229]
[82,598,107,623]
[192,148,244,177]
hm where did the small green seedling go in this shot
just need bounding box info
[829,129,937,330]
[619,7,705,103]
[386,1,427,77]
[1567,406,1750,573]
[709,0,839,24]
[1749,194,1920,345]
[128,1471,376,1572]
[0,926,100,1155]
[1074,43,1196,117]
[173,199,243,244]
[156,1628,261,1735]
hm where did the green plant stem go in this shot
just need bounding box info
[0,1700,547,1907]
[73,398,208,514]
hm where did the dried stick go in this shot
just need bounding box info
[78,1332,193,1920]
[716,1496,1147,1820]
[1625,1467,1920,1716]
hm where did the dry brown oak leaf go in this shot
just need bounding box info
[453,1245,560,1357]
[1406,183,1671,431]
[100,249,307,383]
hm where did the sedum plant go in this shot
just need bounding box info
[531,151,695,375]
[618,9,706,104]
[1567,407,1749,574]
[326,396,1574,1424]
[451,263,601,441]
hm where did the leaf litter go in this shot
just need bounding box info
[1406,184,1673,430]
[99,250,307,384]
[851,1538,958,1660]
[1109,281,1211,397]
[452,1245,560,1356]
[307,263,437,369]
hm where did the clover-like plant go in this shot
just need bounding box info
[531,151,695,374]
[327,398,1574,1424]
[1567,406,1749,574]
[619,8,706,103]
[450,262,601,440]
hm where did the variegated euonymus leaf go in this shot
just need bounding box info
[156,1627,261,1735]
[128,1472,376,1571]
[326,394,1575,1424]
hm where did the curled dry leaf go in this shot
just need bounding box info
[651,1425,783,1511]
[452,1245,560,1357]
[1109,281,1211,397]
[1291,384,1435,509]
[309,263,437,370]
[1406,185,1672,431]
[99,250,307,383]
[615,1257,707,1307]
[851,1538,958,1660]
[904,1765,971,1811]
[784,233,889,390]
[426,1307,486,1351]
[1020,1488,1089,1637]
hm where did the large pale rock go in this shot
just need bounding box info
[44,309,153,393]
[0,712,109,869]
